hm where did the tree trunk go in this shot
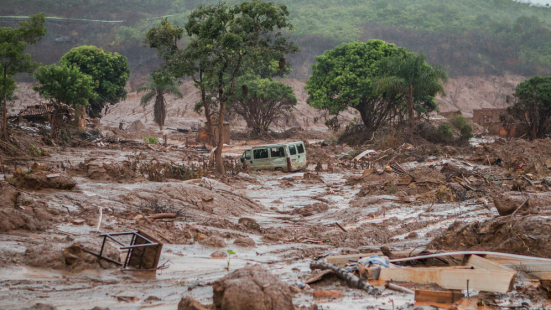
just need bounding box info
[215,99,226,175]
[310,261,379,295]
[1,70,7,141]
[51,108,58,139]
[407,85,414,134]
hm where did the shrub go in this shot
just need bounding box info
[438,123,453,138]
[142,136,159,144]
[450,115,473,140]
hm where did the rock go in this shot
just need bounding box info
[128,120,146,131]
[211,250,228,259]
[321,140,329,147]
[405,232,419,239]
[27,304,57,310]
[212,265,294,310]
[200,236,227,248]
[177,296,210,310]
[145,296,161,302]
[313,290,343,299]
[493,192,527,216]
[262,234,279,242]
[234,237,255,247]
[238,217,261,230]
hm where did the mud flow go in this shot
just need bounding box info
[2,128,551,310]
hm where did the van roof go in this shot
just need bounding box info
[247,141,303,149]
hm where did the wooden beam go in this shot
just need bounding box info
[415,290,464,304]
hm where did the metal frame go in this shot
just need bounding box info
[88,231,160,269]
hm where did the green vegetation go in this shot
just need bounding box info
[307,40,447,133]
[450,115,474,140]
[33,64,97,138]
[0,13,46,140]
[506,75,551,139]
[29,144,49,156]
[145,0,298,174]
[142,136,159,144]
[229,75,297,136]
[60,46,130,118]
[3,0,550,78]
[437,123,454,139]
[138,71,183,130]
[376,51,448,131]
[226,249,235,271]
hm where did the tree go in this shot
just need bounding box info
[146,1,298,174]
[0,13,46,140]
[60,45,130,118]
[33,64,97,138]
[506,76,551,139]
[229,75,296,136]
[305,40,408,133]
[375,51,448,133]
[138,71,183,130]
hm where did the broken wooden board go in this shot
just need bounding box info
[375,255,515,293]
[415,290,464,304]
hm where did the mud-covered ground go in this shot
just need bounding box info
[2,129,551,309]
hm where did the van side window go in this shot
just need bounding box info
[288,145,297,155]
[244,150,251,160]
[297,143,305,154]
[271,147,284,158]
[253,148,269,159]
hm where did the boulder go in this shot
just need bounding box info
[233,237,256,247]
[200,236,227,248]
[177,296,210,310]
[212,265,294,310]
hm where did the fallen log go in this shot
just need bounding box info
[310,260,379,295]
[147,213,177,220]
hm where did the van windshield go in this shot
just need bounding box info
[297,143,305,154]
[289,145,297,155]
[244,150,251,160]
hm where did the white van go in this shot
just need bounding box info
[240,141,307,172]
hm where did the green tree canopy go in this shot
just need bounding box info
[60,45,130,118]
[305,39,407,132]
[138,71,183,130]
[507,75,551,139]
[33,64,97,137]
[0,13,46,140]
[229,74,297,136]
[375,51,448,131]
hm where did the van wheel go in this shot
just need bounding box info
[275,167,284,172]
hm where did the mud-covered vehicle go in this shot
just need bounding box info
[240,141,307,172]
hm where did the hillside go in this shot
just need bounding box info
[2,0,550,120]
[2,0,551,79]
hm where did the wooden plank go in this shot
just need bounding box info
[378,268,515,293]
[503,262,551,279]
[466,255,516,272]
[415,290,464,303]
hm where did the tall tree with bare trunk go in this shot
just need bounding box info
[0,13,46,141]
